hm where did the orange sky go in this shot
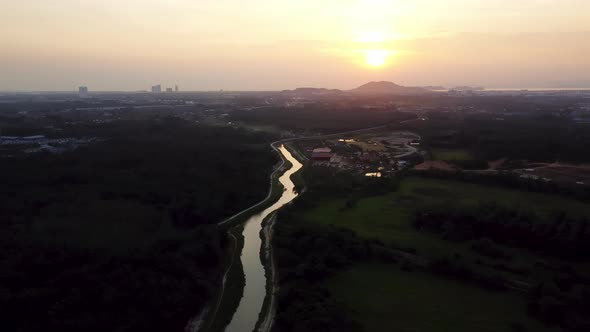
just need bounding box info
[1,0,589,90]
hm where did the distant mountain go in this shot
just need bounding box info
[452,86,485,91]
[281,87,343,96]
[421,86,447,91]
[351,81,431,95]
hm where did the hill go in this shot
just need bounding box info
[351,81,431,95]
[280,87,343,96]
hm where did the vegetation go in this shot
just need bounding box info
[230,106,416,133]
[273,168,590,332]
[408,169,590,201]
[414,205,590,260]
[399,115,590,163]
[0,118,278,332]
[299,176,590,256]
[272,220,377,332]
[326,263,554,332]
[432,148,473,161]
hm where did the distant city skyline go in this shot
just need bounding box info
[1,1,589,91]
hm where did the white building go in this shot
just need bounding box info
[79,86,88,98]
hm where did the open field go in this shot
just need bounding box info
[325,263,556,332]
[533,163,590,185]
[348,140,387,152]
[301,176,590,256]
[431,149,473,161]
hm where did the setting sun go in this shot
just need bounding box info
[364,49,391,67]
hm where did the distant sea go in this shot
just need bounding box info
[487,88,590,91]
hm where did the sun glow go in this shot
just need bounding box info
[364,49,392,67]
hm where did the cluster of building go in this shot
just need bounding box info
[151,85,179,93]
[303,132,421,177]
[79,86,89,98]
[77,84,182,97]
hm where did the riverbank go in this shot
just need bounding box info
[198,125,398,332]
[222,144,304,332]
[192,226,245,332]
[254,143,308,332]
[195,143,305,332]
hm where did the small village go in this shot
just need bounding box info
[297,131,422,177]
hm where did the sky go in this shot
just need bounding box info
[1,0,589,91]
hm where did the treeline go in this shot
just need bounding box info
[414,205,590,260]
[230,107,416,133]
[403,115,590,163]
[465,117,590,163]
[407,169,590,201]
[0,118,277,331]
[1,118,278,226]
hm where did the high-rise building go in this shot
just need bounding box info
[151,85,162,93]
[166,88,173,93]
[78,86,88,98]
[175,85,179,92]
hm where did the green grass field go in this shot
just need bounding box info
[293,177,590,332]
[302,177,590,256]
[432,149,473,161]
[325,263,557,332]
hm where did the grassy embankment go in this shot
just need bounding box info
[199,225,246,332]
[205,142,307,331]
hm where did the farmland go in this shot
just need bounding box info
[273,174,590,332]
[325,263,556,332]
[300,176,590,256]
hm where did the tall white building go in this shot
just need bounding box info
[78,86,88,98]
[151,85,161,93]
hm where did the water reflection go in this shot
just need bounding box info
[365,172,382,177]
[224,144,303,332]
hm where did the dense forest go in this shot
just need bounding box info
[414,205,590,260]
[399,115,590,163]
[230,106,416,133]
[0,118,278,331]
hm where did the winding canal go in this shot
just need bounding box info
[224,144,303,332]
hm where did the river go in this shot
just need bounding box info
[223,144,303,332]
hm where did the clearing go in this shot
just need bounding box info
[325,263,557,332]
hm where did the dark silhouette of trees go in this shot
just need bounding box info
[414,205,590,260]
[0,118,277,332]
